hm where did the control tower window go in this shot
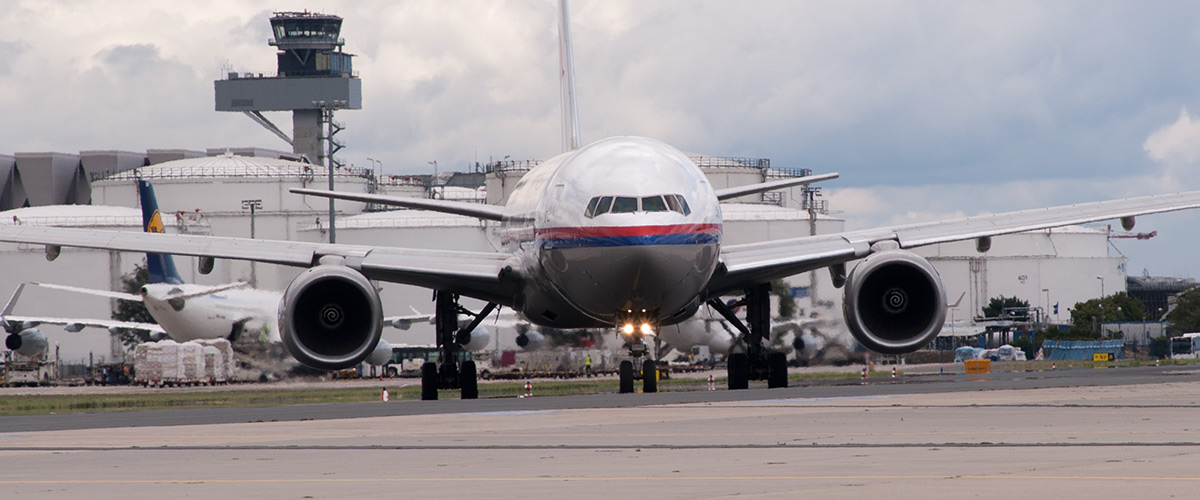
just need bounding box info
[611,196,639,214]
[642,195,668,212]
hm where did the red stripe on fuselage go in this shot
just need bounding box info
[536,223,721,240]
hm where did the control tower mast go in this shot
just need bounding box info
[214,11,362,166]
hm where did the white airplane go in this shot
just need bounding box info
[3,0,1200,399]
[2,281,165,359]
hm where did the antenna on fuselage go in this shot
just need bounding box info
[558,0,582,152]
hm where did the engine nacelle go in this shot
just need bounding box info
[6,328,49,359]
[461,326,492,352]
[843,249,946,354]
[365,339,392,367]
[515,330,546,351]
[279,264,383,370]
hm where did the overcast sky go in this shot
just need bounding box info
[2,0,1200,279]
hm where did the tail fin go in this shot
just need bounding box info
[137,180,184,285]
[558,0,581,152]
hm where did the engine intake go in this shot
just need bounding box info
[279,264,383,370]
[843,249,946,354]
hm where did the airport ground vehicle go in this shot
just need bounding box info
[2,359,54,386]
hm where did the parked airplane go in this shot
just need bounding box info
[2,281,164,359]
[9,181,459,371]
[2,1,1200,399]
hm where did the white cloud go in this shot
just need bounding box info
[1143,107,1200,189]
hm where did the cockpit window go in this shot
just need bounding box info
[642,195,668,212]
[663,195,681,213]
[674,194,691,215]
[611,196,639,213]
[593,196,613,216]
[585,194,692,217]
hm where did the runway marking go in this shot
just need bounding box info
[5,474,1200,485]
[750,395,896,403]
[4,442,1200,451]
[459,410,564,416]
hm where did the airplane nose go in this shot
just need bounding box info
[542,243,715,322]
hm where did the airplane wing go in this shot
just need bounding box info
[27,282,143,302]
[385,310,434,330]
[708,190,1200,295]
[0,225,522,306]
[290,188,506,221]
[4,315,165,335]
[155,282,250,301]
[713,172,840,201]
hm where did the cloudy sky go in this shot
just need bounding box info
[2,0,1200,278]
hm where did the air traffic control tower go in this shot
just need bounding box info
[214,11,361,165]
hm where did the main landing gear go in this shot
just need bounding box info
[708,282,788,390]
[617,325,658,394]
[421,291,496,400]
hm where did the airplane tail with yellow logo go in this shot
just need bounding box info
[137,180,184,285]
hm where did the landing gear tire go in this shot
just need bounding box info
[728,352,749,390]
[619,360,634,394]
[767,351,788,389]
[642,359,657,393]
[460,360,478,400]
[420,362,438,401]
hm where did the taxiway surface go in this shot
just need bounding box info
[3,365,1200,499]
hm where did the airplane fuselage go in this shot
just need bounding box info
[141,284,281,343]
[501,136,722,330]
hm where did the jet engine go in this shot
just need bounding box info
[365,339,392,367]
[461,325,492,352]
[5,328,49,359]
[842,249,946,354]
[515,330,546,350]
[279,263,383,370]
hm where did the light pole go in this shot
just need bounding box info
[428,161,438,199]
[1042,288,1050,326]
[313,99,348,243]
[242,199,262,287]
[1096,276,1104,299]
[366,157,381,180]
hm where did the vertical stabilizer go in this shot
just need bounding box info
[137,180,184,285]
[558,0,582,151]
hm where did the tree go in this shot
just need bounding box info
[981,296,1030,321]
[1068,292,1146,338]
[1166,287,1200,334]
[112,262,158,349]
[771,280,796,319]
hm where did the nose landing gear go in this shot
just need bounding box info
[617,320,659,394]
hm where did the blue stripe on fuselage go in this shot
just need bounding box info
[541,233,719,250]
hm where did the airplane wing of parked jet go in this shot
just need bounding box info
[31,280,251,303]
[2,283,165,357]
[4,314,165,335]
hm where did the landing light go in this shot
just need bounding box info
[622,324,635,335]
[640,323,653,335]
